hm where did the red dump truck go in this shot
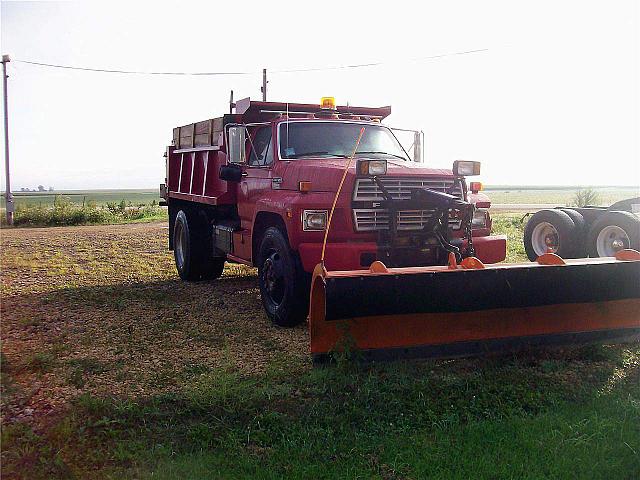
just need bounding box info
[160,97,506,327]
[161,97,640,361]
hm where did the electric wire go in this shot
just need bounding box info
[13,60,251,76]
[12,48,489,76]
[271,48,489,73]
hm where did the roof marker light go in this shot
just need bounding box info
[320,97,336,110]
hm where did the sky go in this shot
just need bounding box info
[0,0,639,190]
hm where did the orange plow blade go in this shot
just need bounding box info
[309,251,640,362]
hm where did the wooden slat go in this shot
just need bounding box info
[179,124,195,149]
[194,133,211,147]
[212,117,224,132]
[173,117,224,148]
[194,120,211,135]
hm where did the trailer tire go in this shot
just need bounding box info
[587,211,640,258]
[560,209,586,258]
[257,227,309,327]
[174,209,225,281]
[524,209,578,261]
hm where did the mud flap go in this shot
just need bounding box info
[308,251,640,362]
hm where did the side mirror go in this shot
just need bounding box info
[227,126,246,163]
[219,163,243,183]
[413,131,423,163]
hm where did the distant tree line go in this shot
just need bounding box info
[19,186,54,192]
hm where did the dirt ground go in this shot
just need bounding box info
[1,222,308,429]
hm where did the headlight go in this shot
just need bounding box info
[356,159,387,176]
[302,210,328,231]
[472,209,488,228]
[453,160,481,176]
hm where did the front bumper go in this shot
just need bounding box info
[298,234,507,273]
[471,235,507,264]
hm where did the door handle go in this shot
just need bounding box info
[241,172,248,177]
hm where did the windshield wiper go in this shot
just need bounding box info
[356,151,408,161]
[286,151,349,159]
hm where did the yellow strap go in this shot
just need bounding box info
[321,127,366,264]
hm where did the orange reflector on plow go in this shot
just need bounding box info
[308,253,640,362]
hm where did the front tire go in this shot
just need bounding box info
[257,227,309,327]
[173,209,225,281]
[524,209,579,261]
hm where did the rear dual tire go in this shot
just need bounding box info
[587,211,639,257]
[174,209,225,281]
[525,208,640,260]
[524,209,582,261]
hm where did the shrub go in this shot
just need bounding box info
[11,201,165,227]
[570,188,601,207]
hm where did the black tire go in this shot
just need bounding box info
[173,209,225,281]
[560,209,586,258]
[524,209,578,261]
[257,227,309,327]
[586,211,640,258]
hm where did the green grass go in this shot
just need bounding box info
[492,212,527,262]
[142,393,639,480]
[23,352,57,373]
[2,348,638,479]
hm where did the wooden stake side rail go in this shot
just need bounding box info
[173,117,225,149]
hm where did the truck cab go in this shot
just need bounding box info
[162,97,506,326]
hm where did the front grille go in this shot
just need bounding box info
[353,209,461,231]
[353,177,462,201]
[352,177,464,232]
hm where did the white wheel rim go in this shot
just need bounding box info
[531,221,559,256]
[596,225,629,257]
[175,221,186,268]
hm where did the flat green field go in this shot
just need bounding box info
[0,189,162,208]
[484,186,638,205]
[2,186,637,210]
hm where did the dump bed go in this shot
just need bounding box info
[165,114,240,206]
[172,117,226,149]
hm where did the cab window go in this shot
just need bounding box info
[248,127,273,166]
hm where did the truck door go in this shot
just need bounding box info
[236,125,274,260]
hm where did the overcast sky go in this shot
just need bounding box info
[1,0,638,189]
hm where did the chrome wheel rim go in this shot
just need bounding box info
[596,225,629,257]
[262,251,285,307]
[175,221,186,269]
[531,221,559,256]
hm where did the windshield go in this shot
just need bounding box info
[278,122,409,160]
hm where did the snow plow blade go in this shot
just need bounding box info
[309,251,640,362]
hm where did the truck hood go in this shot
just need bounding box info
[277,158,454,192]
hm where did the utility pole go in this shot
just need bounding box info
[261,68,267,101]
[2,54,13,226]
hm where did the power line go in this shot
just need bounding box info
[271,49,489,73]
[14,60,251,75]
[13,48,489,76]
